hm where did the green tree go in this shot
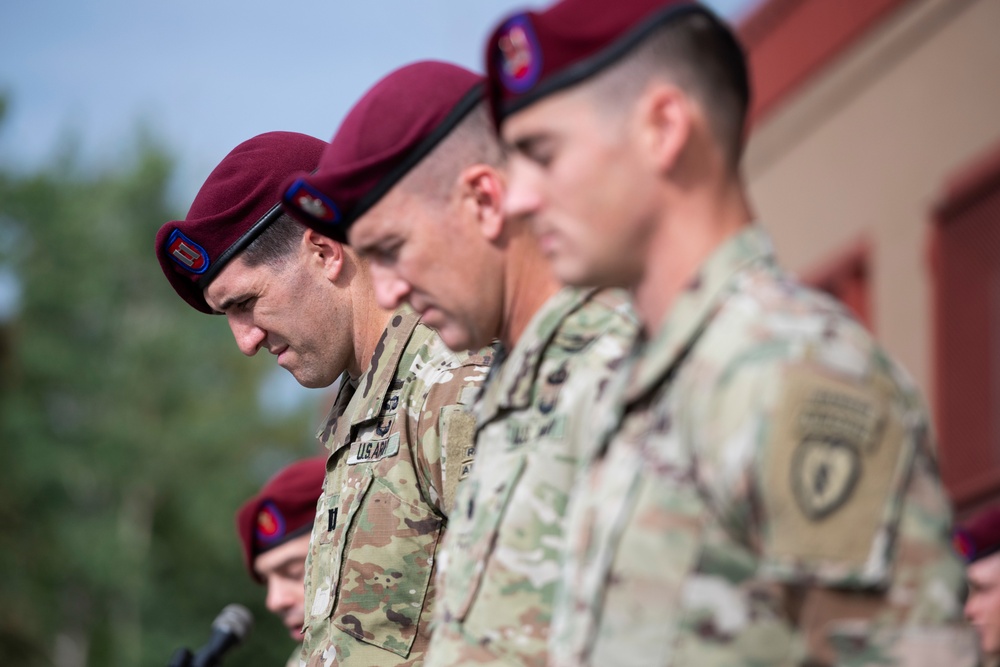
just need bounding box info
[0,100,321,667]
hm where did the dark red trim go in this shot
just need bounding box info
[799,237,872,331]
[930,138,1000,509]
[738,0,913,126]
[935,139,1000,221]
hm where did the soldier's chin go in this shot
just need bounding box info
[431,319,475,352]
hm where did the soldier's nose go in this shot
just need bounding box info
[503,161,544,220]
[228,316,266,356]
[372,266,411,311]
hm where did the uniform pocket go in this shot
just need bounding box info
[440,449,528,623]
[332,473,444,657]
[303,466,375,629]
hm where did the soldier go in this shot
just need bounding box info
[235,457,326,666]
[483,1,976,665]
[278,60,637,667]
[154,131,493,667]
[955,506,1000,666]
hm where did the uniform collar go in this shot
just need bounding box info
[476,287,597,424]
[317,373,358,445]
[317,306,421,448]
[626,224,775,403]
[353,306,421,424]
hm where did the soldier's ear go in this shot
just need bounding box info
[638,82,691,176]
[304,228,345,283]
[460,164,505,242]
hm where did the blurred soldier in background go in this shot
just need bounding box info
[956,506,1000,666]
[484,0,976,664]
[280,60,637,667]
[236,457,326,666]
[155,132,493,667]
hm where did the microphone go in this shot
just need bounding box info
[189,604,254,667]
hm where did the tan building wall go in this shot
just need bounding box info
[743,0,1000,411]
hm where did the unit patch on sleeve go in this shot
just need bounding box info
[762,366,905,572]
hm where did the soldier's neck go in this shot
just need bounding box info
[350,301,394,382]
[500,233,561,350]
[634,180,751,337]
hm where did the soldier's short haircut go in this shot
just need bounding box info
[588,11,750,171]
[241,213,306,268]
[401,103,507,203]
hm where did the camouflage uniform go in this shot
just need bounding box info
[287,647,303,667]
[300,308,493,667]
[551,226,977,667]
[427,288,637,667]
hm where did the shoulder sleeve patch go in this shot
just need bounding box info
[761,366,908,581]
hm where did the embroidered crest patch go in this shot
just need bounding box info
[166,229,210,274]
[285,179,341,223]
[495,14,543,94]
[763,366,903,572]
[791,436,860,520]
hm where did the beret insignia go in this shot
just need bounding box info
[166,229,210,275]
[496,14,543,94]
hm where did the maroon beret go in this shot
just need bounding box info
[155,132,327,313]
[235,456,326,583]
[281,61,483,243]
[484,0,740,127]
[954,505,1000,564]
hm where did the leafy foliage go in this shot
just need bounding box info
[0,103,321,667]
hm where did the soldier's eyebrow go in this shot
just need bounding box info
[254,554,304,579]
[214,292,253,314]
[355,234,403,259]
[505,132,554,157]
[352,238,379,257]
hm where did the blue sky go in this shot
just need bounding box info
[0,0,759,205]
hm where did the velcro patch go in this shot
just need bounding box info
[347,433,399,465]
[441,405,478,511]
[763,367,903,573]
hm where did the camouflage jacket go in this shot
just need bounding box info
[300,308,493,667]
[426,288,637,667]
[550,226,977,667]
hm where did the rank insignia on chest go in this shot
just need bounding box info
[347,432,400,465]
